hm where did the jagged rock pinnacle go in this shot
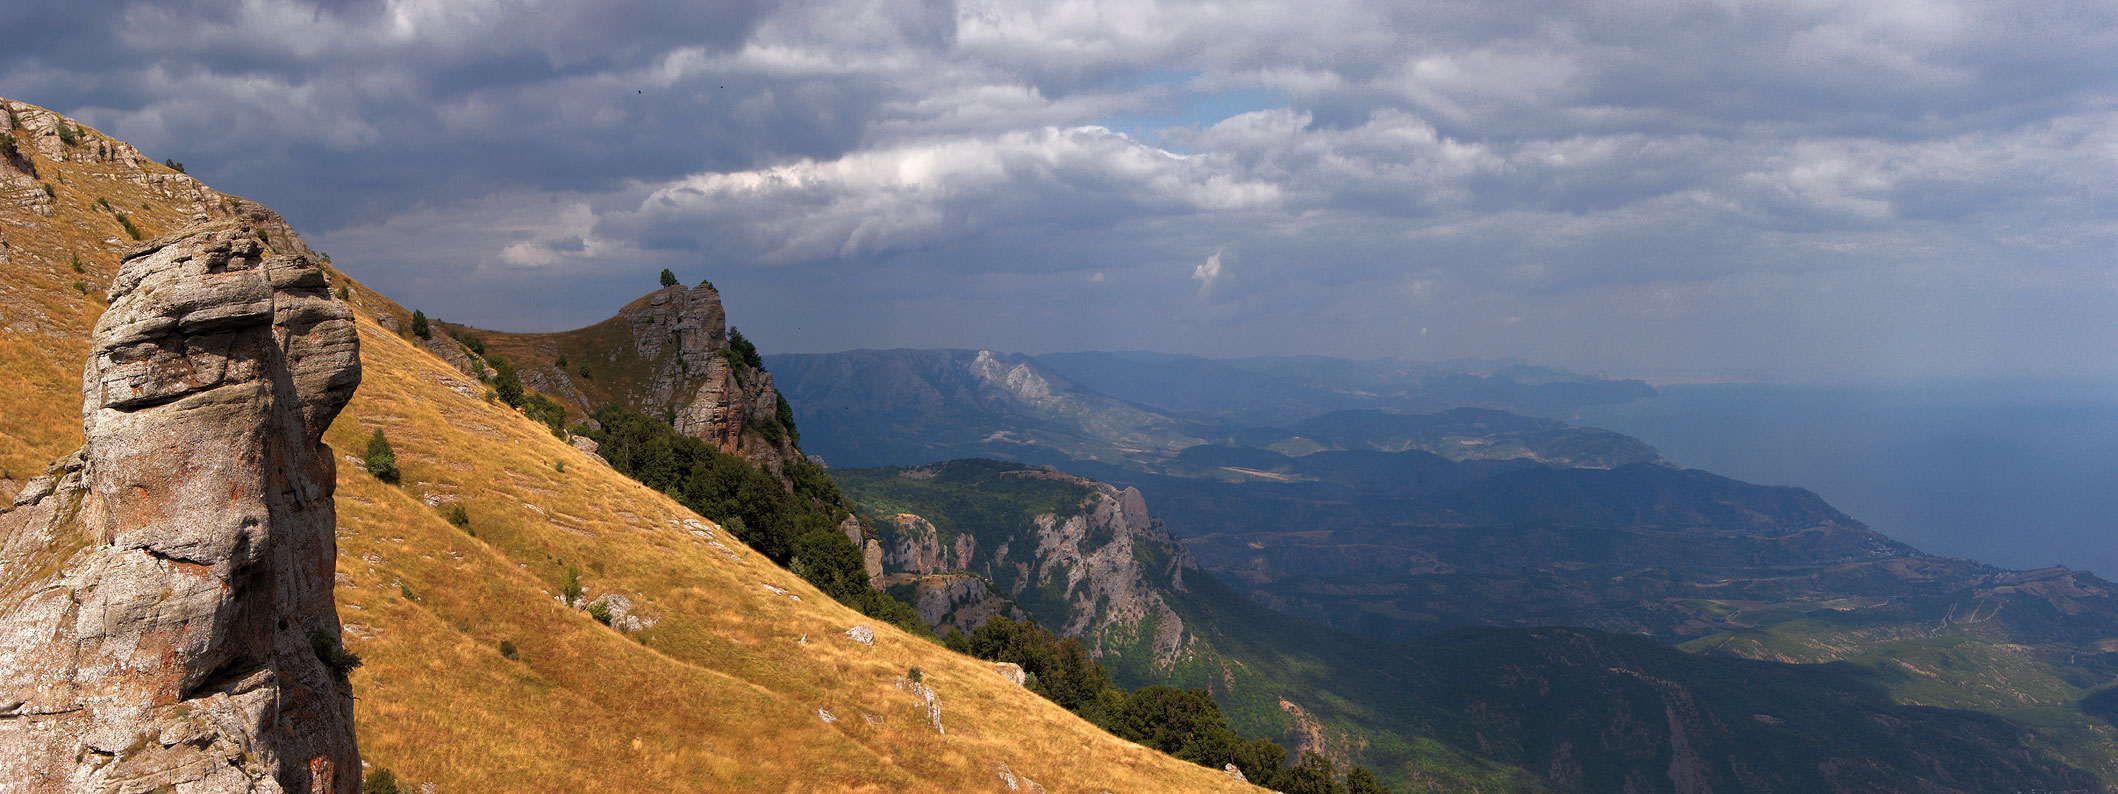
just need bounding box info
[0,215,362,793]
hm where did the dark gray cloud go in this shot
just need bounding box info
[5,0,2115,381]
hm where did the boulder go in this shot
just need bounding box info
[0,217,363,793]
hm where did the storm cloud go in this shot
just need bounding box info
[9,0,2115,381]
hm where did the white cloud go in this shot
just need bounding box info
[14,0,2118,379]
[1193,250,1225,284]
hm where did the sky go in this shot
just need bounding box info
[7,0,2116,383]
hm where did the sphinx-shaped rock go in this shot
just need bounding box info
[0,215,362,793]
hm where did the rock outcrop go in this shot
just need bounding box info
[0,217,362,793]
[868,468,1198,667]
[619,284,797,476]
[497,283,802,486]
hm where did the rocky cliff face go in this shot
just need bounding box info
[464,282,801,484]
[621,285,792,471]
[866,466,1198,669]
[0,217,362,793]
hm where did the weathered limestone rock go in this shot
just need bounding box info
[992,662,1026,686]
[0,217,362,794]
[869,476,1201,670]
[620,284,799,481]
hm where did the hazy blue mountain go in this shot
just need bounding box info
[1032,351,1656,424]
[764,348,1202,468]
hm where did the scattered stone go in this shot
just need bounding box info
[993,662,1027,686]
[993,761,1046,793]
[844,625,875,646]
[585,593,658,632]
[1224,763,1248,783]
[895,676,945,735]
[818,708,837,724]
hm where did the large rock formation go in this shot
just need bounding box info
[620,284,794,474]
[0,217,362,793]
[867,466,1197,666]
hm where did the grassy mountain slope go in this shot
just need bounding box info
[326,305,1255,793]
[0,98,1256,794]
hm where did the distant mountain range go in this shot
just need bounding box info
[1033,351,1657,424]
[766,348,1657,469]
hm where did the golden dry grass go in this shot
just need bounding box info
[0,100,223,477]
[0,98,1255,794]
[333,283,1256,793]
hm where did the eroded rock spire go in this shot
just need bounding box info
[0,213,361,793]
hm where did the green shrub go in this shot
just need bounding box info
[490,357,524,407]
[660,268,678,287]
[360,767,401,794]
[561,565,583,606]
[337,285,350,300]
[399,583,416,601]
[554,459,567,473]
[70,253,83,273]
[56,122,78,146]
[577,363,591,380]
[410,310,430,340]
[0,132,15,161]
[522,392,566,435]
[555,355,568,367]
[1345,766,1392,794]
[586,601,613,626]
[908,665,924,683]
[41,182,54,199]
[309,629,362,679]
[72,280,89,295]
[726,327,763,370]
[256,228,268,244]
[452,329,485,356]
[499,640,520,661]
[163,157,185,173]
[363,428,400,484]
[94,197,109,211]
[114,213,142,241]
[444,504,470,530]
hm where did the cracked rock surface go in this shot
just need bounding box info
[0,214,362,794]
